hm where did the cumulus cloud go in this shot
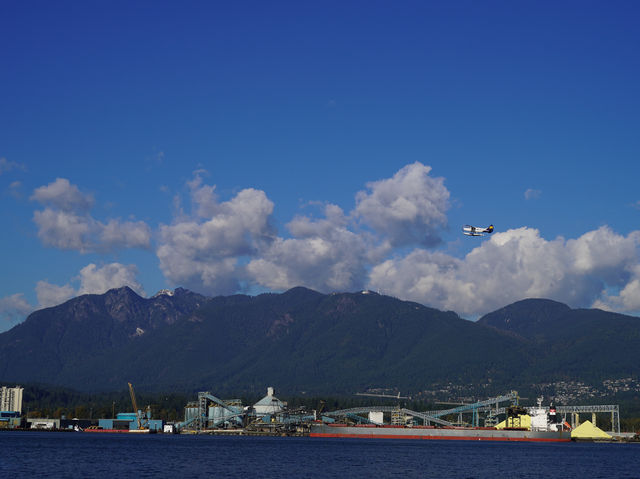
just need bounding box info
[34,162,630,319]
[354,162,450,247]
[35,281,76,308]
[36,263,145,309]
[0,293,34,324]
[100,219,153,250]
[2,262,145,329]
[157,172,275,294]
[76,263,144,296]
[31,178,94,212]
[524,188,542,200]
[159,166,426,296]
[187,170,219,218]
[33,208,93,251]
[244,162,448,294]
[31,178,151,253]
[368,226,640,316]
[247,204,381,292]
[157,163,640,318]
[593,264,640,312]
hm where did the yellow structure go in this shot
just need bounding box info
[495,415,531,429]
[571,420,611,440]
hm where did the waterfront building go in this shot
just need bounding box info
[0,385,23,413]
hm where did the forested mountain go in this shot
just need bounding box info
[1,288,638,395]
[477,298,640,382]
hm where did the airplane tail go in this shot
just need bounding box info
[487,225,494,233]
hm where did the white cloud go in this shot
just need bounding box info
[25,164,631,319]
[31,178,151,253]
[33,208,93,251]
[35,263,145,310]
[36,281,76,308]
[243,164,448,293]
[354,162,450,247]
[157,172,275,294]
[100,219,152,250]
[2,262,145,329]
[593,265,640,312]
[247,204,379,292]
[567,227,640,280]
[31,177,94,212]
[10,162,640,325]
[0,293,34,324]
[77,263,145,296]
[161,168,425,296]
[368,226,640,316]
[157,164,640,319]
[524,188,542,200]
[187,170,219,218]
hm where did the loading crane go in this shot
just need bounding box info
[128,382,150,430]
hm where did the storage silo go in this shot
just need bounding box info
[253,387,285,418]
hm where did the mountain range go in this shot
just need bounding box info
[1,286,638,395]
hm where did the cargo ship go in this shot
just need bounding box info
[310,399,572,442]
[309,423,571,442]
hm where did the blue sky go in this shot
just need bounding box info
[2,1,640,331]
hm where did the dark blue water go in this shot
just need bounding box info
[1,431,639,478]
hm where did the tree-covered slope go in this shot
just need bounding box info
[2,288,639,395]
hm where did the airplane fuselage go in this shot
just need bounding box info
[463,224,494,236]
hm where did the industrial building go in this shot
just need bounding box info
[0,411,22,429]
[177,386,300,433]
[98,412,163,432]
[88,383,164,432]
[253,387,285,417]
[26,418,60,430]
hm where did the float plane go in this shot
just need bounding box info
[463,224,494,236]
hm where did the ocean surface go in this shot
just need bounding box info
[1,431,639,478]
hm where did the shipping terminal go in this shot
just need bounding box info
[3,384,632,441]
[167,387,627,441]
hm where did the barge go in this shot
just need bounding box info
[84,426,151,434]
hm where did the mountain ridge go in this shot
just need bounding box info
[1,287,638,395]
